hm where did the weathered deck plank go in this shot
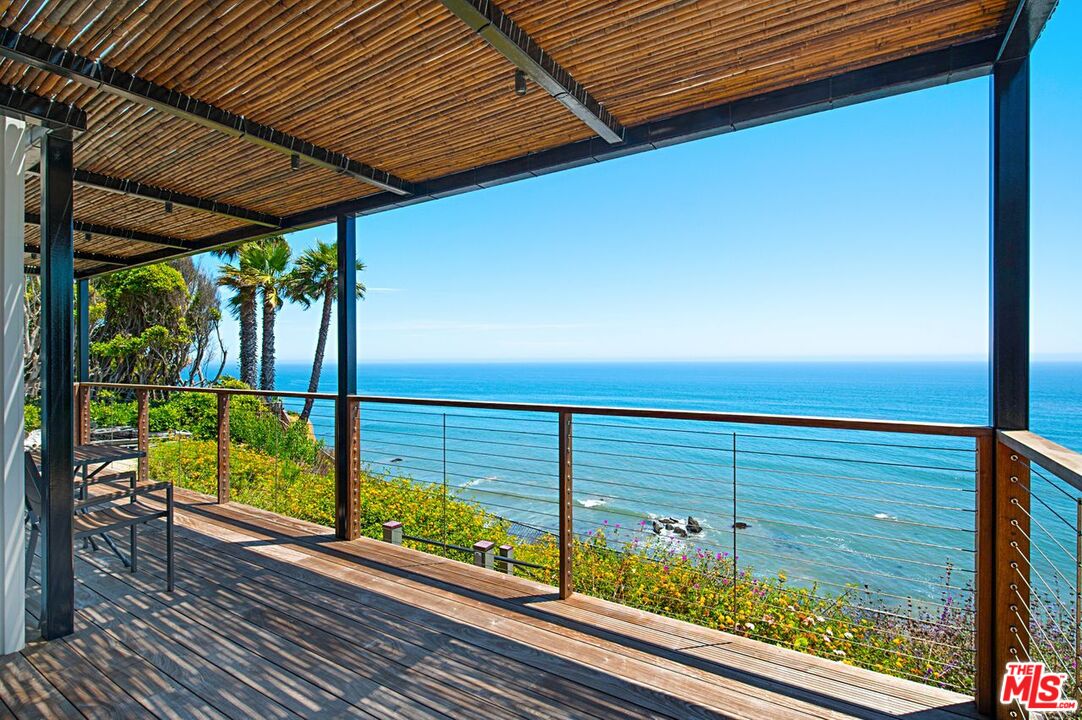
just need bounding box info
[170,498,977,719]
[6,491,982,720]
[134,530,660,720]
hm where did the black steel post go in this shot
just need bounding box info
[335,214,358,540]
[38,130,75,639]
[989,56,1029,431]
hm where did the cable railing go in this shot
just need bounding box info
[75,382,1082,711]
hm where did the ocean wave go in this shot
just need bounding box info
[873,512,898,521]
[578,498,607,508]
[463,475,497,488]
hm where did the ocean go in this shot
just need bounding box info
[267,361,1082,605]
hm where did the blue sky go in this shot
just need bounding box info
[206,5,1080,365]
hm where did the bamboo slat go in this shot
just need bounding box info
[1,0,1015,264]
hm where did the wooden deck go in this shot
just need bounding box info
[4,491,982,720]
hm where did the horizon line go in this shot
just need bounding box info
[262,355,1082,366]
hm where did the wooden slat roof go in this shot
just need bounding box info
[5,0,1029,276]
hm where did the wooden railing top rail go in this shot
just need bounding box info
[352,394,993,437]
[82,382,336,401]
[998,429,1082,494]
[79,381,993,438]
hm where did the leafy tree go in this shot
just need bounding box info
[173,258,227,385]
[90,264,193,385]
[285,241,365,422]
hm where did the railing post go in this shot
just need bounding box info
[136,389,149,483]
[217,392,230,504]
[473,540,495,570]
[382,521,402,545]
[978,436,1032,718]
[998,441,1031,720]
[498,544,515,575]
[349,397,361,539]
[558,411,573,599]
[75,384,90,445]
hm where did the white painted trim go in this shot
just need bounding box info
[0,116,26,654]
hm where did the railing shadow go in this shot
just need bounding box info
[168,495,981,720]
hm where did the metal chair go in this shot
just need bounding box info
[24,451,174,591]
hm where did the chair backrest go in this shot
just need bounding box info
[23,451,43,517]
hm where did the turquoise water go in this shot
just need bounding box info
[268,361,1081,605]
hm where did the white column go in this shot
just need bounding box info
[0,117,26,654]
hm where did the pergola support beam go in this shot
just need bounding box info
[997,0,1058,62]
[26,165,283,228]
[0,85,85,131]
[29,214,198,251]
[0,28,413,196]
[24,242,126,267]
[82,37,1000,278]
[440,0,624,143]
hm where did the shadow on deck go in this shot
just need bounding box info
[4,489,983,720]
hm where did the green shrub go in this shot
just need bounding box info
[24,403,40,432]
[91,386,324,466]
[90,391,136,428]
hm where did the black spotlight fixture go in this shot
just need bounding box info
[514,69,527,96]
[290,153,300,171]
[84,231,91,242]
[164,200,174,213]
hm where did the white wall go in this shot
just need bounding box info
[0,117,26,655]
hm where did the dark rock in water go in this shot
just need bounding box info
[390,458,403,463]
[673,526,688,538]
[687,516,702,533]
[663,522,674,531]
[659,517,678,525]
[651,520,663,535]
[731,521,749,530]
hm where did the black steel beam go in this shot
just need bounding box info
[83,37,1000,277]
[989,57,1030,431]
[0,28,414,196]
[28,213,198,251]
[73,169,283,228]
[26,165,283,227]
[0,85,84,130]
[38,130,75,640]
[997,0,1059,62]
[334,214,358,541]
[440,0,624,143]
[24,242,126,267]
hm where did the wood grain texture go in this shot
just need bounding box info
[7,485,983,719]
[1,0,1015,264]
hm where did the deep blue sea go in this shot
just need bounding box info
[266,361,1081,606]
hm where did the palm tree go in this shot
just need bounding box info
[246,236,292,391]
[217,253,262,388]
[285,241,365,422]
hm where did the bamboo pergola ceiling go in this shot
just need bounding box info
[0,0,1028,277]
